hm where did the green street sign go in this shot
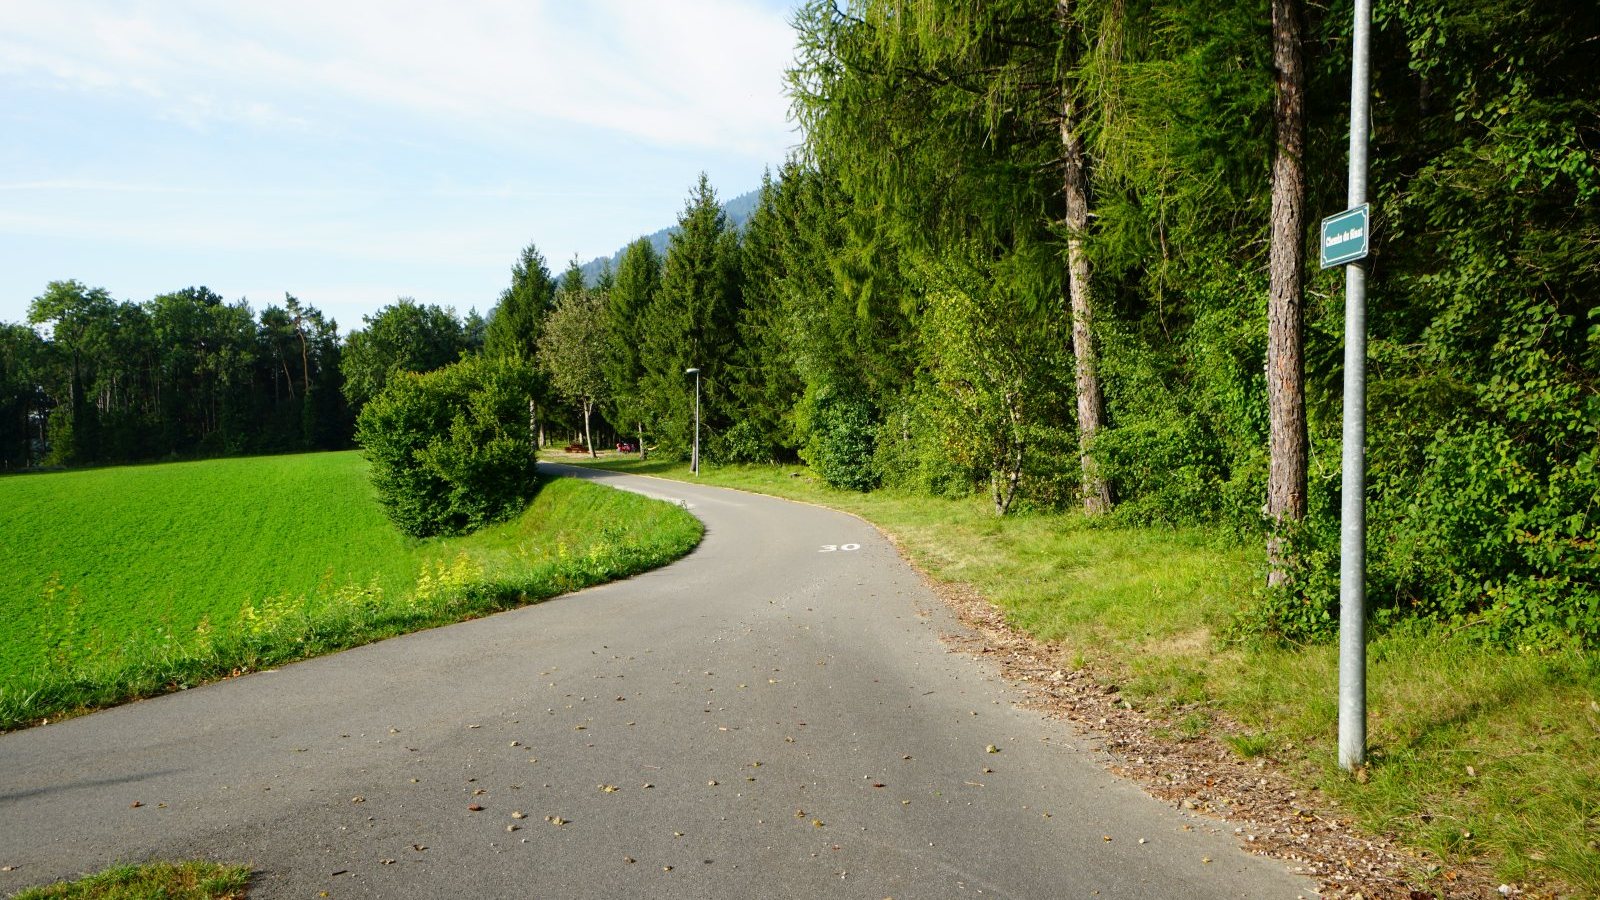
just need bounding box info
[1320,204,1370,268]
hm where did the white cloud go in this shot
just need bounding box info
[0,0,798,156]
[0,1,798,326]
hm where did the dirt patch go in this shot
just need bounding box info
[920,574,1524,900]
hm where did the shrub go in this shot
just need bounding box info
[799,385,879,492]
[355,356,540,537]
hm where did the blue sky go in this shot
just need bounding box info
[0,0,800,332]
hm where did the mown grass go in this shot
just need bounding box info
[2,452,423,675]
[0,453,702,731]
[10,861,251,900]
[575,454,1600,895]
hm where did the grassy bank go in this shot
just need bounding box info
[0,453,702,730]
[574,454,1599,895]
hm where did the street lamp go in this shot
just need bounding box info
[684,367,701,475]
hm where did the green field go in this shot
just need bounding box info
[0,451,702,728]
[2,452,419,673]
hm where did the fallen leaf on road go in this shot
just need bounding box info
[600,785,619,793]
[511,811,527,819]
[986,745,1000,754]
[130,801,143,808]
[468,804,484,812]
[546,815,568,826]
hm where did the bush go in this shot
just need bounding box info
[713,418,776,464]
[872,382,979,498]
[799,385,879,492]
[355,356,540,537]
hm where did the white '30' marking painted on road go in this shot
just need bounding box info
[818,543,861,553]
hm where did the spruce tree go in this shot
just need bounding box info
[485,243,556,361]
[638,174,743,457]
[603,238,661,457]
[484,242,557,446]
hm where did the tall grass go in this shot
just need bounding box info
[580,455,1600,894]
[0,456,701,731]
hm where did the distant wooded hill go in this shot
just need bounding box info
[579,188,761,286]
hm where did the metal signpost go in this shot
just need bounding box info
[1328,0,1372,773]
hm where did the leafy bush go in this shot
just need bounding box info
[712,418,776,464]
[872,381,979,498]
[799,384,879,492]
[355,355,540,537]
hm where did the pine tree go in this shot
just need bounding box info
[1266,0,1310,583]
[484,242,557,446]
[603,238,661,457]
[637,174,743,457]
[485,243,556,361]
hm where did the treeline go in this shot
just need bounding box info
[504,0,1596,648]
[0,284,352,466]
[6,0,1594,646]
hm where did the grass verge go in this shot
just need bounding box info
[11,861,251,900]
[0,471,702,732]
[572,453,1600,895]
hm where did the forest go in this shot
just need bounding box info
[2,0,1595,647]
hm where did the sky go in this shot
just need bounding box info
[0,0,801,332]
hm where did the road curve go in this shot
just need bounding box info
[1,464,1314,898]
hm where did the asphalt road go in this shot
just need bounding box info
[1,464,1314,898]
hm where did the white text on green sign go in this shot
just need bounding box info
[1320,204,1370,268]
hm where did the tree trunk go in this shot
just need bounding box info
[638,423,647,460]
[1266,0,1309,585]
[1057,2,1113,515]
[296,329,311,399]
[583,399,596,458]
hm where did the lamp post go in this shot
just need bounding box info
[684,367,701,475]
